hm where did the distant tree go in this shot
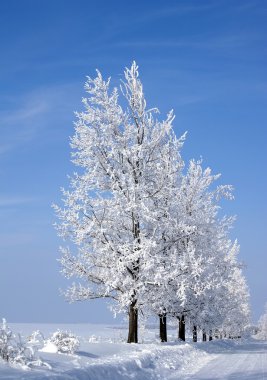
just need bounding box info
[166,160,235,341]
[53,62,185,343]
[144,159,249,342]
[257,304,267,340]
[219,242,250,338]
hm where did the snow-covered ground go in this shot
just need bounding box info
[0,323,266,379]
[185,338,267,380]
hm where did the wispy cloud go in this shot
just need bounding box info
[0,83,81,155]
[112,33,256,51]
[0,101,49,153]
[1,101,48,125]
[0,196,37,208]
[234,1,267,12]
[0,143,16,155]
[135,2,218,24]
[0,232,36,246]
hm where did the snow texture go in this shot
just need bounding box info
[0,323,266,380]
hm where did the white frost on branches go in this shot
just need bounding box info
[54,62,250,337]
[257,303,267,340]
[42,330,80,354]
[0,319,50,370]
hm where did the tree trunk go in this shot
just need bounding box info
[209,330,213,341]
[135,307,138,343]
[192,325,197,342]
[127,302,138,343]
[202,331,207,341]
[178,314,185,341]
[159,314,167,342]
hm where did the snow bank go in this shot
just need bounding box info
[0,343,210,380]
[43,343,210,380]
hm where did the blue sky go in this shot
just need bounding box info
[0,0,266,324]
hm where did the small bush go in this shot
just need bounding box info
[0,319,50,370]
[0,318,14,362]
[48,330,80,354]
[27,330,45,350]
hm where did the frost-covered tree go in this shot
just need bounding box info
[257,303,267,340]
[177,162,250,341]
[134,155,193,342]
[142,159,248,342]
[218,243,250,338]
[134,159,236,342]
[54,62,186,343]
[54,62,250,344]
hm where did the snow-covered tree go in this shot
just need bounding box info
[54,61,250,344]
[217,242,250,338]
[257,304,267,340]
[141,159,249,342]
[54,62,186,343]
[177,162,250,341]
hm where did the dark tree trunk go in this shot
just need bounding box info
[192,325,197,342]
[209,330,213,341]
[127,302,138,343]
[159,314,167,342]
[178,314,185,341]
[202,331,207,342]
[135,308,138,343]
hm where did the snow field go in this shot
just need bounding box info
[0,323,211,379]
[2,323,266,380]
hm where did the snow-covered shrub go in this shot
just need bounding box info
[27,330,45,350]
[88,334,98,343]
[0,318,32,365]
[0,318,14,361]
[0,318,50,370]
[48,330,80,354]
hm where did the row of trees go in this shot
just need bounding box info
[257,303,267,340]
[54,62,250,343]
